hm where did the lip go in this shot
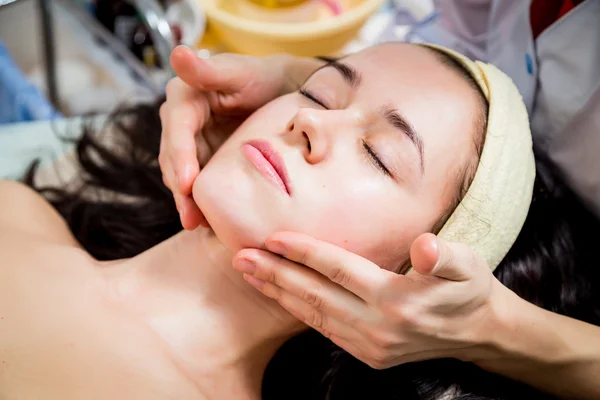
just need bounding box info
[242,140,291,195]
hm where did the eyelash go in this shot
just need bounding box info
[299,88,327,109]
[363,141,392,177]
[300,88,391,178]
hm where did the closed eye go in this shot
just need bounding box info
[362,141,391,177]
[299,89,329,109]
[300,88,393,179]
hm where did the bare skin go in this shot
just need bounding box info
[160,46,600,399]
[0,181,302,400]
[0,44,482,399]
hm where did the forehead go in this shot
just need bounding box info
[342,44,481,182]
[343,44,479,123]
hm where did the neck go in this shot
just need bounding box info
[102,229,304,399]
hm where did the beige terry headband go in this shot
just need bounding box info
[422,44,536,271]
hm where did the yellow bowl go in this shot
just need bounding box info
[200,0,385,57]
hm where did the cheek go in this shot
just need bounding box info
[189,95,302,251]
[296,175,434,270]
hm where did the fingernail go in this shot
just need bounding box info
[266,240,287,256]
[234,259,256,275]
[244,274,265,289]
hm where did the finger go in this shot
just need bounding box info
[264,232,388,301]
[242,274,363,345]
[159,145,176,192]
[172,191,187,223]
[409,233,486,281]
[233,249,366,324]
[162,92,207,195]
[180,195,209,229]
[320,330,366,366]
[407,233,439,275]
[164,77,210,189]
[158,105,175,191]
[249,274,369,364]
[171,46,250,95]
[196,134,213,168]
[160,128,193,228]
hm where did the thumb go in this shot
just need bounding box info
[170,46,248,94]
[409,233,485,281]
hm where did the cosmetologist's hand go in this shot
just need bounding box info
[159,46,289,229]
[233,232,510,369]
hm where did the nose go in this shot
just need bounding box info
[285,108,349,165]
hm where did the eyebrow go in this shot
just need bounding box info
[313,61,425,175]
[382,105,425,175]
[321,60,362,88]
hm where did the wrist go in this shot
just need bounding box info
[458,280,519,364]
[472,283,588,371]
[480,284,532,364]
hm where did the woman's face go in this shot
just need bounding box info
[193,44,481,270]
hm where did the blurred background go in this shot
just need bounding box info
[0,0,436,122]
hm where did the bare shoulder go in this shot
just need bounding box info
[0,182,203,398]
[0,180,85,297]
[0,265,202,399]
[0,180,80,248]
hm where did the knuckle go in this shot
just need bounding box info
[306,309,325,329]
[298,241,317,266]
[158,151,168,168]
[377,297,418,331]
[321,330,332,340]
[161,173,170,189]
[366,329,395,350]
[159,103,166,122]
[299,248,310,266]
[263,266,279,287]
[396,305,419,330]
[254,257,282,287]
[376,335,395,351]
[300,284,324,309]
[300,287,319,307]
[367,350,390,370]
[158,163,171,186]
[328,264,350,286]
[165,77,182,97]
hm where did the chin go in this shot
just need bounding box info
[192,166,275,252]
